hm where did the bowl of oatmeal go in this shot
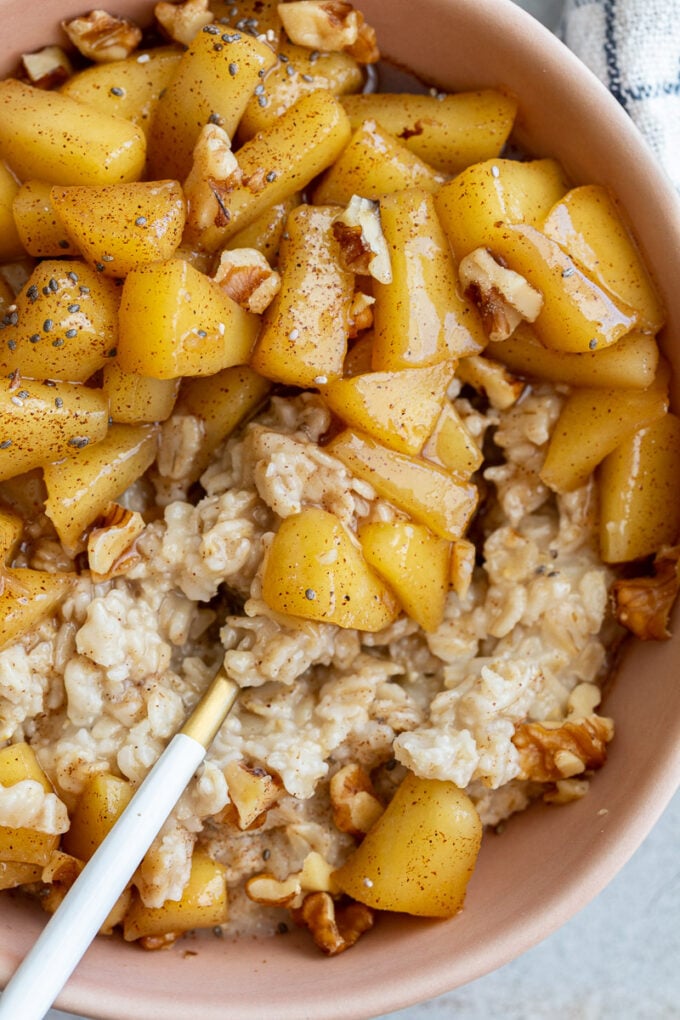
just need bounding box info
[0,0,679,1017]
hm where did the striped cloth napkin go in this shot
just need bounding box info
[561,0,680,190]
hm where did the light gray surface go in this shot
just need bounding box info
[30,0,680,1016]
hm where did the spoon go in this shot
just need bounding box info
[0,666,239,1020]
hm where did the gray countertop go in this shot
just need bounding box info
[36,1,680,1017]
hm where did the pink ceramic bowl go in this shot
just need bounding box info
[1,1,680,1018]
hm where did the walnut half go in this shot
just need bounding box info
[61,10,142,62]
[612,545,680,641]
[330,763,383,838]
[290,891,375,955]
[512,714,614,783]
[459,246,543,342]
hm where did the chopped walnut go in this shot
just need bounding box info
[245,872,302,907]
[512,714,614,782]
[612,545,680,641]
[456,355,525,410]
[183,124,243,237]
[332,196,391,284]
[278,2,379,63]
[543,777,590,805]
[347,290,375,338]
[155,0,213,46]
[449,538,476,599]
[290,891,375,955]
[87,502,146,580]
[245,850,339,908]
[139,932,180,951]
[459,247,543,342]
[61,10,142,62]
[21,46,73,89]
[213,249,281,315]
[330,763,383,838]
[224,760,282,830]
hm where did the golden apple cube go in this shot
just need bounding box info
[487,223,638,353]
[328,429,478,541]
[540,372,669,493]
[435,156,570,260]
[251,205,354,387]
[0,378,109,482]
[0,161,25,261]
[12,180,77,258]
[334,772,482,917]
[0,80,146,186]
[62,773,134,862]
[422,402,484,478]
[542,184,665,333]
[0,860,42,890]
[51,180,186,278]
[492,323,659,390]
[104,363,179,425]
[321,361,456,456]
[0,261,120,382]
[262,507,401,632]
[61,47,183,137]
[0,742,61,865]
[177,365,271,481]
[147,28,276,181]
[312,119,444,206]
[358,520,451,631]
[599,412,680,563]
[123,849,228,941]
[117,259,259,379]
[371,188,487,370]
[0,569,75,652]
[43,423,158,552]
[341,90,518,175]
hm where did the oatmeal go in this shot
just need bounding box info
[0,0,677,955]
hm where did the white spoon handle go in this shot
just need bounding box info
[0,732,206,1020]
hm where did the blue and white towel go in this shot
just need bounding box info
[561,0,680,191]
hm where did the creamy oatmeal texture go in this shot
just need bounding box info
[1,380,614,931]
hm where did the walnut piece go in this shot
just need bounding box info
[332,196,392,283]
[330,763,383,838]
[214,248,281,315]
[512,714,614,782]
[456,354,525,410]
[347,290,375,338]
[183,124,242,236]
[87,502,146,580]
[245,850,340,908]
[290,891,375,955]
[61,10,142,62]
[612,545,680,641]
[459,247,543,342]
[21,46,73,89]
[155,0,213,46]
[278,2,379,62]
[224,760,282,830]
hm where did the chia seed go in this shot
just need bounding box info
[110,86,125,96]
[65,329,78,338]
[0,440,11,449]
[43,319,53,332]
[68,437,90,449]
[229,61,238,76]
[135,216,147,227]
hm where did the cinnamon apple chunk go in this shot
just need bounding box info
[51,180,186,278]
[0,378,109,482]
[540,368,669,493]
[0,569,75,652]
[62,773,134,862]
[117,258,259,379]
[43,423,158,553]
[261,507,400,632]
[334,772,482,917]
[250,205,354,387]
[358,520,451,631]
[327,429,478,540]
[371,188,487,370]
[123,849,228,943]
[0,261,120,382]
[542,184,665,333]
[485,223,637,353]
[320,361,456,456]
[599,412,680,563]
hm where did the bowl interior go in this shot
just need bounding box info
[1,1,680,1018]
